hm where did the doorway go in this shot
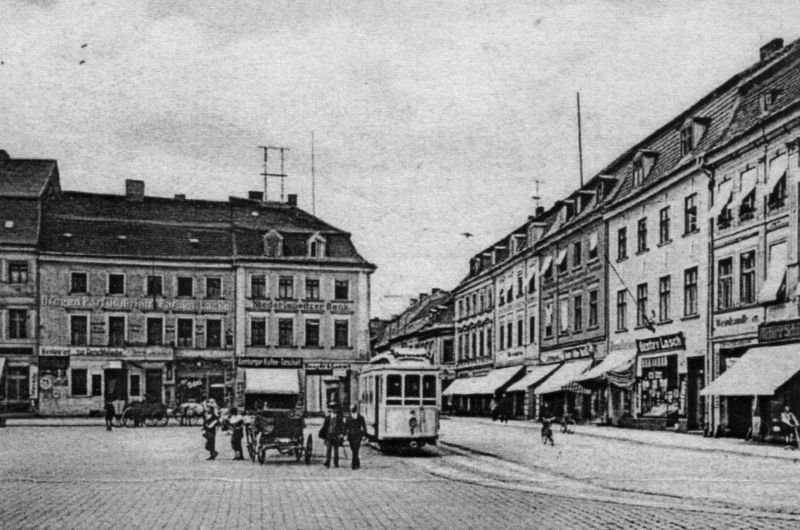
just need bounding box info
[105,369,127,401]
[687,356,705,430]
[145,369,163,403]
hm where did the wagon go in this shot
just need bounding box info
[245,410,312,465]
[120,400,170,427]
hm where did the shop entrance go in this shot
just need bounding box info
[105,369,127,401]
[145,369,163,403]
[686,356,704,430]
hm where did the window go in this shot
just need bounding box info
[71,369,88,396]
[264,231,283,257]
[557,250,568,274]
[498,325,504,350]
[423,375,437,405]
[458,300,464,319]
[278,276,294,299]
[479,330,485,356]
[479,293,484,312]
[305,319,320,346]
[177,277,193,297]
[498,289,505,307]
[472,293,478,311]
[9,309,27,339]
[658,276,671,322]
[206,319,222,348]
[108,273,125,295]
[617,290,627,330]
[528,273,536,294]
[70,315,88,345]
[177,318,193,347]
[71,272,88,293]
[206,278,222,298]
[278,318,294,346]
[305,279,320,300]
[506,322,513,348]
[680,122,694,156]
[386,374,402,405]
[573,294,583,331]
[251,276,266,299]
[108,316,125,346]
[588,289,598,328]
[636,283,648,327]
[544,302,554,338]
[573,241,582,267]
[529,316,536,344]
[588,232,598,261]
[684,194,697,234]
[768,154,788,210]
[739,188,756,220]
[486,328,493,354]
[617,228,627,261]
[659,207,670,244]
[91,374,103,397]
[442,339,454,364]
[559,298,569,335]
[308,235,325,258]
[717,258,733,310]
[130,374,141,397]
[487,290,493,308]
[469,332,475,358]
[684,267,698,316]
[466,297,472,314]
[146,317,163,346]
[740,251,756,305]
[633,159,645,186]
[8,262,28,283]
[250,318,266,346]
[637,218,648,253]
[334,280,349,300]
[404,374,421,405]
[147,275,163,296]
[517,319,523,347]
[769,174,787,210]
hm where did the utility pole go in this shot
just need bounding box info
[258,146,290,201]
[577,92,584,187]
[532,178,542,212]
[311,132,316,215]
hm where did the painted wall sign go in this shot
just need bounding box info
[712,307,762,337]
[40,295,232,313]
[249,299,353,314]
[759,319,800,344]
[39,346,173,359]
[237,357,303,368]
[636,332,686,354]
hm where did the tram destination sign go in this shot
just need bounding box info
[758,319,800,344]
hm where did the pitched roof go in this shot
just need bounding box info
[377,290,453,346]
[0,198,40,246]
[0,158,58,198]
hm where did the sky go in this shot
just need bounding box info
[2,0,799,318]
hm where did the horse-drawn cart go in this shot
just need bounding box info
[119,400,170,427]
[245,411,312,465]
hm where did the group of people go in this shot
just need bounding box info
[490,395,512,423]
[319,404,367,470]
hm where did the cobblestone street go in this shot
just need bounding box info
[2,419,800,528]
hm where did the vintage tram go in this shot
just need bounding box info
[358,347,440,450]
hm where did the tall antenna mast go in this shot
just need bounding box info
[577,92,584,187]
[311,131,316,215]
[532,179,542,212]
[257,145,290,201]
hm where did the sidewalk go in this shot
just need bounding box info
[445,416,800,461]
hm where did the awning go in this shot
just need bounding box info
[506,364,561,393]
[575,350,636,383]
[709,179,733,218]
[588,232,598,254]
[767,153,788,189]
[701,344,800,396]
[739,167,757,202]
[0,357,6,379]
[757,262,787,304]
[535,358,593,395]
[539,255,553,275]
[556,248,568,267]
[441,366,524,396]
[244,368,300,394]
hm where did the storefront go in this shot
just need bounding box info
[633,332,691,429]
[174,358,233,408]
[505,364,560,419]
[441,365,525,416]
[0,347,36,413]
[305,361,356,415]
[534,358,593,420]
[575,349,635,425]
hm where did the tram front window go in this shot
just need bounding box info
[387,375,402,405]
[404,375,421,405]
[423,375,436,406]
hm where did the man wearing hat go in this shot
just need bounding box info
[319,403,343,468]
[344,404,368,470]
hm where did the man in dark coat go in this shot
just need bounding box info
[202,402,220,460]
[104,401,115,431]
[319,405,343,468]
[344,405,368,470]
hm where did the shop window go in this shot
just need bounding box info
[616,290,627,331]
[251,276,266,299]
[177,277,193,297]
[147,317,164,346]
[684,267,698,316]
[70,315,88,345]
[334,320,349,347]
[305,319,320,347]
[108,274,125,295]
[130,374,141,397]
[278,276,294,299]
[250,318,266,346]
[740,251,756,305]
[206,320,222,348]
[146,275,163,296]
[9,309,27,339]
[588,289,598,327]
[617,228,627,261]
[334,280,350,300]
[404,374,421,405]
[386,375,402,405]
[108,316,126,346]
[5,366,29,401]
[8,262,28,283]
[278,318,294,346]
[658,276,671,322]
[206,278,222,299]
[423,375,437,405]
[717,258,733,310]
[71,272,88,293]
[177,319,194,347]
[305,278,320,300]
[71,368,88,396]
[91,374,103,397]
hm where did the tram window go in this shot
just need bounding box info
[404,375,421,405]
[387,374,402,405]
[422,375,437,405]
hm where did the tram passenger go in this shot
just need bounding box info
[320,404,343,468]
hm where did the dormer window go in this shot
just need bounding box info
[563,200,576,221]
[263,230,283,257]
[597,175,617,201]
[760,90,779,115]
[680,118,709,157]
[307,232,326,258]
[632,151,658,186]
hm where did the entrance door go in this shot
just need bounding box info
[145,369,163,403]
[687,357,704,430]
[105,369,127,401]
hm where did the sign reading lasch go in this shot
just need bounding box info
[636,332,685,355]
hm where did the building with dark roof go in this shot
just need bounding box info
[0,155,374,416]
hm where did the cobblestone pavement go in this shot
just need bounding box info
[1,422,799,529]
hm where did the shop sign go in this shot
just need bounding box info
[758,319,800,344]
[564,343,596,360]
[332,368,348,377]
[713,308,762,337]
[0,347,34,356]
[40,295,232,313]
[609,339,636,352]
[237,357,303,368]
[39,347,71,357]
[636,332,685,355]
[249,299,353,314]
[39,346,173,360]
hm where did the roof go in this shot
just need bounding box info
[376,290,453,348]
[0,158,58,198]
[701,344,800,396]
[0,197,40,245]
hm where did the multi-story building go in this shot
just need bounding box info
[0,152,60,412]
[0,156,374,416]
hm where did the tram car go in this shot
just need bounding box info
[358,347,440,450]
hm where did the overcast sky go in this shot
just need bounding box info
[2,1,799,318]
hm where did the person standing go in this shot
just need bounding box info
[344,405,367,470]
[202,402,220,460]
[227,407,245,460]
[540,405,555,446]
[319,405,343,468]
[104,401,116,432]
[490,397,499,421]
[780,404,799,447]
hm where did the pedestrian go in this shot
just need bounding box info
[780,404,799,448]
[104,401,115,432]
[319,404,343,468]
[490,397,499,421]
[202,401,220,460]
[344,404,368,470]
[540,406,555,446]
[500,395,511,423]
[227,407,245,460]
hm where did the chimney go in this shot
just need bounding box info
[536,206,545,217]
[248,191,264,201]
[0,150,9,164]
[409,298,417,306]
[287,194,298,207]
[419,293,428,301]
[760,38,784,62]
[174,194,186,201]
[125,179,145,201]
[431,288,442,294]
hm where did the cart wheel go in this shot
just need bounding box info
[304,434,312,465]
